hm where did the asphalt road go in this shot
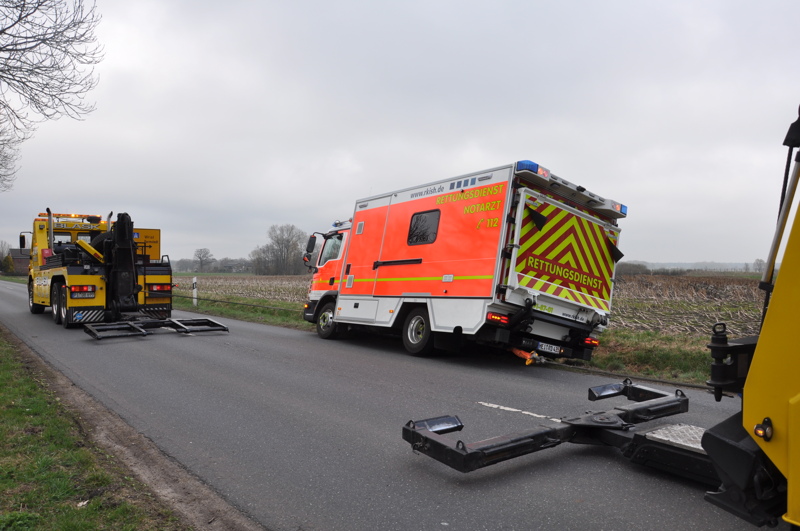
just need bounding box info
[0,280,780,530]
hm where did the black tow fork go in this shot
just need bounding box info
[402,379,716,484]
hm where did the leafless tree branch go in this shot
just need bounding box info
[0,0,103,190]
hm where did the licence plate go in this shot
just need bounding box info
[537,342,561,354]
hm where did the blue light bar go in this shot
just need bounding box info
[516,160,539,173]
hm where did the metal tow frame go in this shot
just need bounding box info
[83,317,229,340]
[403,378,719,485]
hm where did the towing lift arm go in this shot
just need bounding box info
[403,378,718,485]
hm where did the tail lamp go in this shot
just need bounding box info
[69,285,96,299]
[147,283,173,295]
[584,337,600,348]
[486,312,510,326]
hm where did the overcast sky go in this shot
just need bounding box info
[2,0,799,265]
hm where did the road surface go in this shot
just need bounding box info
[0,280,778,530]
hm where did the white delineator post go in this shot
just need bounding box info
[192,277,198,307]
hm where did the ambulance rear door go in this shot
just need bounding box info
[504,188,621,324]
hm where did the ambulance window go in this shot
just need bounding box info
[408,210,440,245]
[318,234,343,266]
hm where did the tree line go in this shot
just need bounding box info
[179,224,310,275]
[617,259,768,276]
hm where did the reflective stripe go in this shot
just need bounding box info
[72,309,105,323]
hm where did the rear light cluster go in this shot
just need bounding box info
[147,284,173,294]
[486,312,510,326]
[69,285,96,299]
[584,337,600,347]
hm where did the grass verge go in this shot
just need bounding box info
[0,330,187,530]
[172,292,315,333]
[590,328,710,384]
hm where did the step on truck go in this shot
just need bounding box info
[302,160,627,361]
[21,209,228,339]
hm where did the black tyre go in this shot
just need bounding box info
[28,282,44,314]
[316,302,340,339]
[89,231,112,254]
[51,282,63,325]
[402,307,435,356]
[60,285,74,329]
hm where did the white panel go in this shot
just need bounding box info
[428,298,488,334]
[336,298,379,322]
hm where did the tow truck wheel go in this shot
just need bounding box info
[51,282,63,325]
[316,301,340,339]
[28,282,44,314]
[59,285,73,329]
[403,307,435,357]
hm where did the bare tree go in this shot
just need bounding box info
[193,248,215,272]
[0,0,103,190]
[250,224,308,275]
[249,244,269,275]
[0,239,10,261]
[173,258,194,273]
[0,126,19,191]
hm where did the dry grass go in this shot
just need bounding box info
[610,274,763,337]
[173,274,310,303]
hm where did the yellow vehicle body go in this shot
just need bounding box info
[744,204,800,526]
[24,211,173,327]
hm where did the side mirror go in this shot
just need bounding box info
[306,235,317,254]
[19,234,26,248]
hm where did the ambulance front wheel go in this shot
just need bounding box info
[316,301,340,339]
[403,307,435,357]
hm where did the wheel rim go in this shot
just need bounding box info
[60,286,68,323]
[319,310,333,331]
[51,285,60,323]
[407,315,426,345]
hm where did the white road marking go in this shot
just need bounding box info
[478,401,562,423]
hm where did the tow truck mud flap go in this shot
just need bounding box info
[83,318,229,340]
[403,379,719,484]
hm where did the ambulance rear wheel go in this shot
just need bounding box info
[316,301,340,339]
[28,282,44,314]
[403,307,434,357]
[51,282,63,325]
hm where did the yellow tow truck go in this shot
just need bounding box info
[21,209,227,339]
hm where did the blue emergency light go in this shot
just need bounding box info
[516,160,540,173]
